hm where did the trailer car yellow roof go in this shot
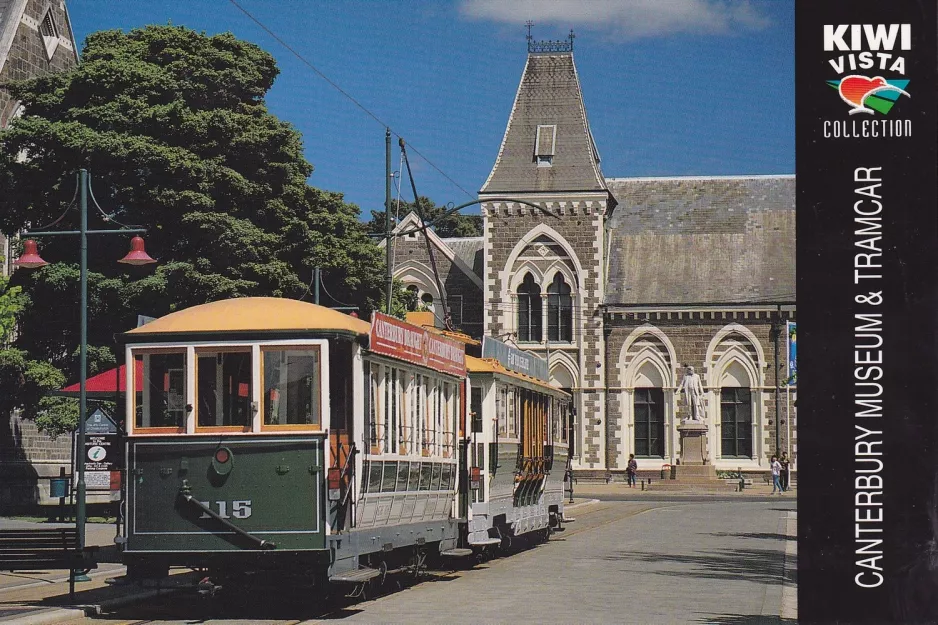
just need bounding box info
[126,297,371,337]
[466,355,569,397]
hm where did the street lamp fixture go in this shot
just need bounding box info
[13,168,155,569]
[117,236,156,266]
[13,240,48,269]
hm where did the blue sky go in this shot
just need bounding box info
[67,0,794,219]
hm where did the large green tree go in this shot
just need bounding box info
[0,25,386,433]
[369,196,482,239]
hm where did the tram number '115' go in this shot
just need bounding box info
[198,500,252,519]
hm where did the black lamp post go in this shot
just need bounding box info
[14,169,155,559]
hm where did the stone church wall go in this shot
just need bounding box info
[604,309,796,472]
[389,235,484,336]
[0,0,78,127]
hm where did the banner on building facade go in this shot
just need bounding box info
[787,321,797,384]
[481,336,548,381]
[370,312,466,377]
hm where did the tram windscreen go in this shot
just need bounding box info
[197,351,252,427]
[134,352,186,428]
[262,348,321,426]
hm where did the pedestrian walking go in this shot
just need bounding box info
[779,451,791,491]
[627,454,638,488]
[770,456,783,494]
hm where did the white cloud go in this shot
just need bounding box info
[460,0,771,39]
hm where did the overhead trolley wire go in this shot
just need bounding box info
[227,0,475,200]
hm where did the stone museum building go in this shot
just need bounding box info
[388,38,796,476]
[0,0,80,507]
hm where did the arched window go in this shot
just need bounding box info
[517,273,541,342]
[547,273,572,342]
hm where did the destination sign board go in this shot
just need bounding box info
[481,337,548,381]
[370,312,466,377]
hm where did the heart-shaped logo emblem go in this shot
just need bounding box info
[837,75,909,115]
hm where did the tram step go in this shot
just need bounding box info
[440,548,474,558]
[470,537,502,546]
[330,567,382,583]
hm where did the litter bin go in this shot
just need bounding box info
[49,477,70,499]
[660,464,671,480]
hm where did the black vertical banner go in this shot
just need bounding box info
[797,2,938,623]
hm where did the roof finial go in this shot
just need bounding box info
[528,28,576,54]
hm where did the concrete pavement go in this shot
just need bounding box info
[311,499,797,624]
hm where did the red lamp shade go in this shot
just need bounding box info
[118,236,156,266]
[13,239,49,269]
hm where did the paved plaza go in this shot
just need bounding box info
[23,496,795,625]
[319,499,796,624]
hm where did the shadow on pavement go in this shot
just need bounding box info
[601,547,785,585]
[706,531,794,541]
[698,614,797,624]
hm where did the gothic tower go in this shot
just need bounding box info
[479,35,615,470]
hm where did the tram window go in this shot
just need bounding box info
[367,461,383,494]
[397,461,411,491]
[441,463,452,491]
[408,461,421,492]
[471,386,483,433]
[197,350,252,428]
[381,461,398,492]
[495,385,506,437]
[419,463,433,490]
[360,460,370,493]
[431,462,443,490]
[134,351,186,429]
[368,364,379,450]
[507,389,517,438]
[262,348,320,427]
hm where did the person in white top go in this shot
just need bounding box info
[770,456,783,494]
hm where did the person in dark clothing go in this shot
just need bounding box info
[626,454,638,488]
[779,451,791,491]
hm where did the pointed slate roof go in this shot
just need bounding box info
[440,236,483,278]
[604,175,795,306]
[384,212,483,288]
[480,51,606,194]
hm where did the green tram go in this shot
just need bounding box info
[120,298,467,587]
[464,355,573,549]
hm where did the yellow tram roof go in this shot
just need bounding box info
[466,355,569,397]
[125,297,371,338]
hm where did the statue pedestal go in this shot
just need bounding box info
[677,420,709,465]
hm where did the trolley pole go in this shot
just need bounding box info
[384,128,393,314]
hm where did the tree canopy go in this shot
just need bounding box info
[369,196,482,239]
[0,25,387,434]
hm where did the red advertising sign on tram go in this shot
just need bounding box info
[370,312,466,377]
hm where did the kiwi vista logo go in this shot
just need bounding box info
[822,24,913,138]
[827,76,910,115]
